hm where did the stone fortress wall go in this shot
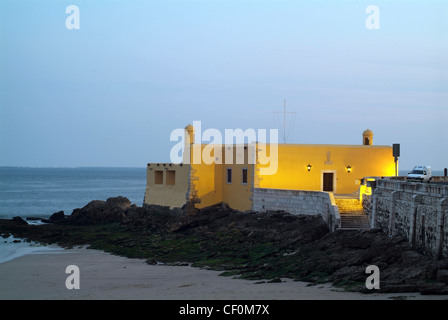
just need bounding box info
[363,179,448,258]
[252,188,341,232]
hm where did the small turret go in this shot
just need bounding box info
[185,124,195,145]
[183,124,195,164]
[362,129,373,146]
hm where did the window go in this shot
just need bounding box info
[242,168,248,184]
[226,168,232,183]
[166,170,175,185]
[154,171,163,185]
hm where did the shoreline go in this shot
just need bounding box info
[0,235,65,264]
[1,246,446,300]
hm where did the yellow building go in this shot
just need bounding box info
[144,125,396,212]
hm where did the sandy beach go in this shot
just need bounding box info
[0,247,446,300]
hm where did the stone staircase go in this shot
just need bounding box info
[334,197,364,215]
[339,214,370,230]
[334,196,370,230]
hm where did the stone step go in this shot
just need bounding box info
[343,210,365,215]
[335,200,362,206]
[338,206,364,213]
[339,214,370,230]
[334,198,364,215]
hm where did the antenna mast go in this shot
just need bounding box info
[273,99,296,143]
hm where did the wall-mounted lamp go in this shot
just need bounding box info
[346,165,352,173]
[307,164,312,172]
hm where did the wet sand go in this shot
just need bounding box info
[0,247,445,300]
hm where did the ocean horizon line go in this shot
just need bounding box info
[0,166,147,169]
[0,166,446,174]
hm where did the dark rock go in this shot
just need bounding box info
[329,266,365,282]
[401,250,425,264]
[145,259,158,265]
[123,204,179,231]
[437,260,448,270]
[106,196,131,210]
[436,270,448,285]
[12,239,21,243]
[341,232,374,249]
[67,197,131,225]
[181,201,199,216]
[420,283,448,295]
[12,216,27,225]
[49,211,65,222]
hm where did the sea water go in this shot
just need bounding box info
[0,235,67,263]
[0,167,146,219]
[0,167,146,263]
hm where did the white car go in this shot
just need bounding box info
[407,166,432,183]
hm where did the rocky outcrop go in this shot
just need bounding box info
[65,196,181,227]
[48,211,66,222]
[169,202,330,245]
[12,216,27,225]
[67,196,131,225]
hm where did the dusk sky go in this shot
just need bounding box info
[1,0,447,170]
